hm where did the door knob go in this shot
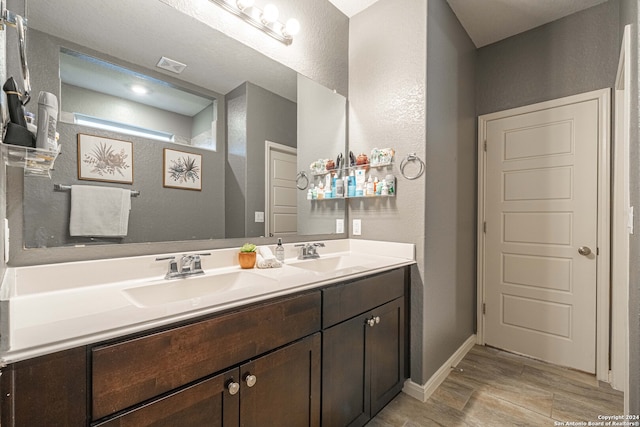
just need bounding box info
[366,318,376,327]
[227,380,240,395]
[578,246,592,256]
[244,373,257,387]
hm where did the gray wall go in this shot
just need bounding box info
[297,74,346,236]
[245,83,297,237]
[620,0,640,414]
[477,1,620,115]
[225,82,297,238]
[423,0,477,381]
[349,0,476,384]
[225,85,248,239]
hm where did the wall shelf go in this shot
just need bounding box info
[311,162,393,177]
[1,143,60,178]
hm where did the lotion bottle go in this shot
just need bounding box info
[275,238,285,263]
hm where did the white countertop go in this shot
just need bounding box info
[0,239,415,364]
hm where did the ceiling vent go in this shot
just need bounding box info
[156,56,187,74]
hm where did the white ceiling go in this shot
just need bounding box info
[328,0,609,47]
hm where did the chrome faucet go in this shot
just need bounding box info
[295,242,325,260]
[156,253,211,279]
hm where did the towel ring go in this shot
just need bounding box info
[296,171,310,190]
[400,153,425,180]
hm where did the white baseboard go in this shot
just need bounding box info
[402,334,476,402]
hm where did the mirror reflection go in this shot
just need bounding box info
[18,0,346,249]
[59,48,218,150]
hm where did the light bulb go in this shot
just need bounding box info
[284,18,300,36]
[261,4,279,23]
[131,85,148,95]
[236,0,254,10]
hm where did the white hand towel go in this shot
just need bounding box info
[256,246,282,268]
[69,185,131,237]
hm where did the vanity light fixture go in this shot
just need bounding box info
[209,0,299,45]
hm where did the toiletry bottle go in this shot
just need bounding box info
[381,181,389,196]
[366,175,374,196]
[307,189,313,200]
[335,178,344,197]
[348,172,356,197]
[318,181,325,199]
[385,174,395,195]
[311,184,317,199]
[275,238,285,263]
[35,91,59,151]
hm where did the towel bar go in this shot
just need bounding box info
[54,184,140,197]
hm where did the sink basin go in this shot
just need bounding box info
[288,255,369,274]
[123,271,275,307]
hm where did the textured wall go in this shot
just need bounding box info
[159,0,349,96]
[349,0,427,382]
[477,1,620,115]
[423,0,477,381]
[620,0,640,414]
[349,0,476,385]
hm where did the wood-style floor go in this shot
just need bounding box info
[369,345,624,426]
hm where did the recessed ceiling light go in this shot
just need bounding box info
[131,85,148,95]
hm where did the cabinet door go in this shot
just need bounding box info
[240,333,321,427]
[322,312,370,427]
[95,368,240,427]
[322,297,406,427]
[369,297,405,416]
[0,347,87,427]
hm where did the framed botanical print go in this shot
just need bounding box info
[78,134,133,184]
[163,148,202,191]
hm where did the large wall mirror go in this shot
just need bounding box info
[14,0,346,250]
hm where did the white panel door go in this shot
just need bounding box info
[268,146,297,237]
[484,98,599,373]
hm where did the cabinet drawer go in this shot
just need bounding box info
[92,291,321,420]
[95,369,239,427]
[322,268,406,328]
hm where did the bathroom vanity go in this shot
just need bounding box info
[0,240,413,426]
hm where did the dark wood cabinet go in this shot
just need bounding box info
[240,333,321,427]
[92,291,321,420]
[321,268,408,427]
[0,347,88,427]
[97,333,321,427]
[0,266,408,427]
[94,368,240,427]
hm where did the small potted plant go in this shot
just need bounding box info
[238,243,257,269]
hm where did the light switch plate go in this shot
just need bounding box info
[336,219,344,234]
[255,211,265,223]
[353,219,361,236]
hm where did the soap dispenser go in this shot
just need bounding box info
[275,238,285,263]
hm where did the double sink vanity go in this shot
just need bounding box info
[0,239,414,426]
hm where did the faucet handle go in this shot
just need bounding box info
[192,253,211,271]
[313,242,325,247]
[156,256,179,278]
